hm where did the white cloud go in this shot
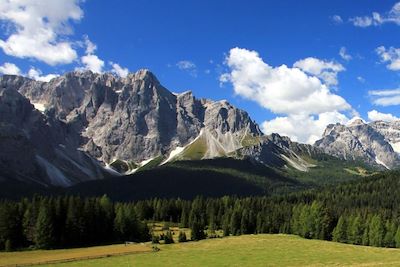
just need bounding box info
[368,110,399,122]
[339,47,352,61]
[84,35,97,54]
[262,112,350,144]
[0,0,83,65]
[0,62,21,75]
[369,88,400,106]
[331,15,343,24]
[176,60,197,77]
[221,48,353,143]
[110,62,129,78]
[78,36,104,73]
[357,76,366,83]
[293,57,345,87]
[221,48,351,115]
[350,2,400,27]
[27,67,58,82]
[177,60,196,70]
[81,54,104,73]
[376,46,400,71]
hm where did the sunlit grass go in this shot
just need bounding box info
[4,234,400,267]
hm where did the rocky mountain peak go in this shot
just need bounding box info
[316,121,400,169]
[347,117,366,127]
[126,69,159,84]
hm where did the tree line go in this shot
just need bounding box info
[2,171,400,251]
[0,195,149,251]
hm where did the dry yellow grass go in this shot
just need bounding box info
[0,243,151,267]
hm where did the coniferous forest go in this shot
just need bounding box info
[1,171,400,251]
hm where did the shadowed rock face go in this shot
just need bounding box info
[0,70,266,185]
[0,87,108,186]
[315,119,400,169]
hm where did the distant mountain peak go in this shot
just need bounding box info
[346,117,366,127]
[316,120,400,169]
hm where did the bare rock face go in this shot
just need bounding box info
[315,119,400,169]
[0,70,264,184]
[238,133,322,172]
[0,87,107,186]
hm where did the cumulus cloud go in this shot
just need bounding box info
[221,48,350,115]
[368,110,399,122]
[0,62,21,75]
[339,47,352,61]
[81,54,104,73]
[110,62,129,78]
[350,2,400,27]
[27,68,58,82]
[376,46,400,71]
[78,36,104,73]
[221,47,352,143]
[331,15,343,24]
[293,57,345,87]
[262,112,349,144]
[176,60,197,77]
[0,0,83,65]
[369,88,400,106]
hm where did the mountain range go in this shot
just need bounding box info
[1,69,399,196]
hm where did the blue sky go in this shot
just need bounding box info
[1,0,400,143]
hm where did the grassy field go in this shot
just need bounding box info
[0,244,151,267]
[3,234,400,267]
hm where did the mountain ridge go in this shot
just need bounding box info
[0,69,389,189]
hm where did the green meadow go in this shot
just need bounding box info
[3,234,400,267]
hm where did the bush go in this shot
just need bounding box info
[151,235,160,244]
[164,231,174,244]
[178,231,187,242]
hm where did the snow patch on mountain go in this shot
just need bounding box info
[375,156,390,169]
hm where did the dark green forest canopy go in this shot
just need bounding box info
[1,170,400,251]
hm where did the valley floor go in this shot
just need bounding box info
[2,234,400,267]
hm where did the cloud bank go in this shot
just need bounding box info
[221,47,352,144]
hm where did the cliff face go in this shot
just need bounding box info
[315,119,400,169]
[0,70,267,185]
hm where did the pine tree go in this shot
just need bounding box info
[348,215,363,245]
[394,226,400,248]
[222,212,231,236]
[34,204,54,249]
[383,221,396,248]
[369,215,384,247]
[332,216,347,243]
[362,223,369,246]
[164,231,174,244]
[191,221,205,241]
[230,209,241,236]
[178,231,187,242]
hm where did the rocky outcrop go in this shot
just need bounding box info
[0,87,108,186]
[1,70,262,165]
[315,119,400,169]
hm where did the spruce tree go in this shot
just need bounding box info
[348,215,363,245]
[383,221,396,248]
[191,221,205,241]
[394,226,400,248]
[164,231,174,244]
[332,216,347,243]
[178,231,187,242]
[34,205,54,249]
[369,215,384,247]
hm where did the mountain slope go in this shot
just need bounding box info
[315,119,400,169]
[0,70,379,190]
[0,87,109,186]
